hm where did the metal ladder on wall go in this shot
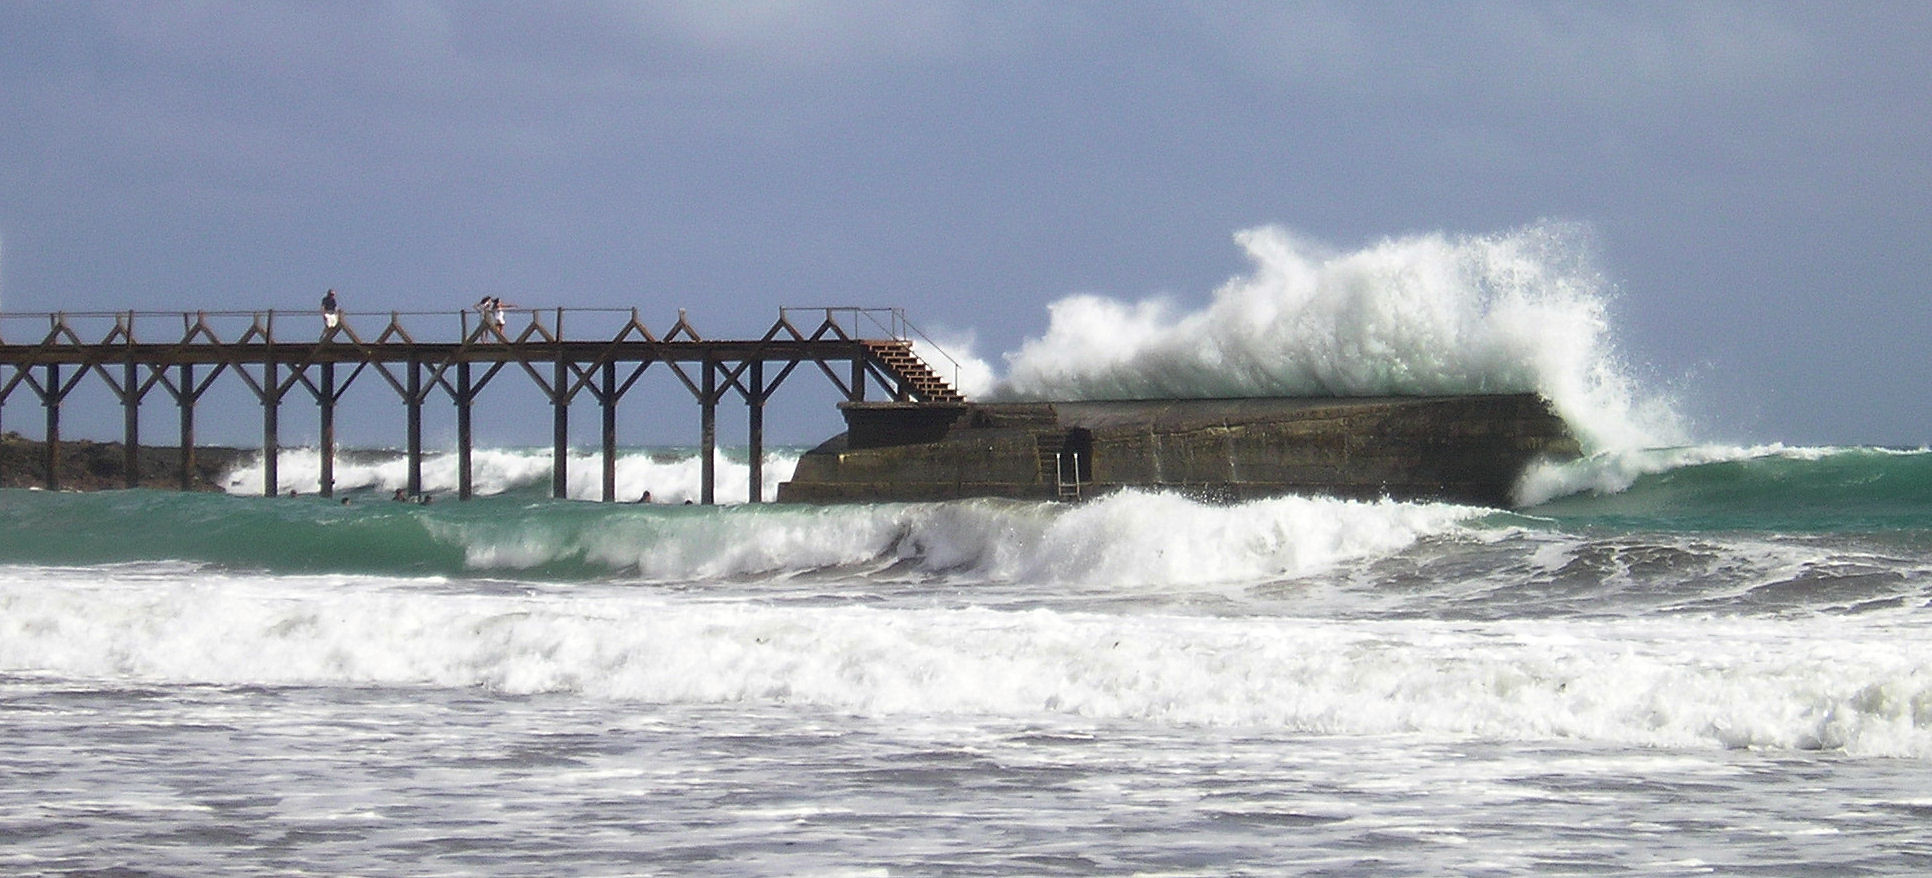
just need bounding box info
[1053,451,1083,500]
[1035,432,1085,501]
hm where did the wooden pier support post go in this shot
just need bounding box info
[747,360,764,504]
[700,357,717,505]
[406,357,423,498]
[176,363,196,493]
[262,360,280,497]
[43,363,61,491]
[457,360,474,501]
[552,355,569,500]
[319,361,336,498]
[122,359,140,490]
[600,362,617,503]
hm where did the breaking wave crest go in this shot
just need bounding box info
[0,486,1485,586]
[993,222,1684,453]
[6,565,1932,758]
[1517,444,1932,529]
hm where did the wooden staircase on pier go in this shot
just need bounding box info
[862,340,965,403]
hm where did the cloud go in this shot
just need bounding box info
[2,1,1929,442]
[626,1,996,72]
[1191,3,1814,112]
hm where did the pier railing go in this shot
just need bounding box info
[780,306,961,393]
[0,307,696,347]
[0,306,966,504]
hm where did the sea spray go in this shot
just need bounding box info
[911,330,998,401]
[994,222,1685,453]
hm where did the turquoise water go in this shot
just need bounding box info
[4,444,1928,581]
[1527,446,1932,531]
[4,444,1932,875]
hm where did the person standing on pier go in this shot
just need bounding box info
[475,295,510,331]
[321,289,340,330]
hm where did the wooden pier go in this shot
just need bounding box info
[0,306,964,503]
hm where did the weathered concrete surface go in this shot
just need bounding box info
[777,394,1580,508]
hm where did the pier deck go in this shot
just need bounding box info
[0,306,963,503]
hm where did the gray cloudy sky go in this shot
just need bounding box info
[2,1,1928,445]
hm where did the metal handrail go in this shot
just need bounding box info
[780,306,961,392]
[0,307,643,320]
[0,307,968,396]
[0,307,645,347]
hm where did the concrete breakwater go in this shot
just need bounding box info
[778,394,1580,508]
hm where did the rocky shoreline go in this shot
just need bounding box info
[0,432,252,492]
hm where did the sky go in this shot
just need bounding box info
[1,1,1928,447]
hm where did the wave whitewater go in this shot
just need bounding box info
[5,444,1932,759]
[214,446,800,504]
[3,564,1930,758]
[0,484,1486,584]
[0,444,1925,584]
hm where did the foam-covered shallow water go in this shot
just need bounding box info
[10,683,1932,876]
[5,444,1932,874]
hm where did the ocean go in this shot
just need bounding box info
[6,225,1927,875]
[3,443,1932,876]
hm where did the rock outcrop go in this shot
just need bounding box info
[0,432,249,492]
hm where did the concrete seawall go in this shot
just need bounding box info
[777,394,1580,508]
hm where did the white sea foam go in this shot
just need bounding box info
[220,447,799,505]
[998,490,1483,585]
[421,490,1485,585]
[994,222,1685,453]
[3,566,1928,758]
